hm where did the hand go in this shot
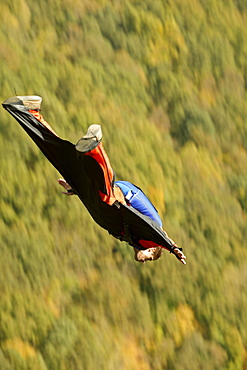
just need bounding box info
[173,247,187,265]
[58,178,74,195]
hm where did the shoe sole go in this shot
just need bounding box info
[3,95,42,110]
[17,95,42,110]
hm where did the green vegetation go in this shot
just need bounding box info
[0,0,247,368]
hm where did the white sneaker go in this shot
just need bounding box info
[83,124,102,142]
[17,95,42,110]
[76,125,102,153]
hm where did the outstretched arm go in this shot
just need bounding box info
[173,247,186,265]
[161,227,186,264]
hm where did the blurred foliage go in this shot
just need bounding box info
[0,0,247,369]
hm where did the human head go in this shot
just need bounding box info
[134,247,163,263]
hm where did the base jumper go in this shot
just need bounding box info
[2,96,186,264]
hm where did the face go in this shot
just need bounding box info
[134,247,160,263]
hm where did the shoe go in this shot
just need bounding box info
[3,95,42,110]
[76,124,102,153]
[83,124,102,141]
[17,95,42,110]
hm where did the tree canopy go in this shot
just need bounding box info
[0,0,247,368]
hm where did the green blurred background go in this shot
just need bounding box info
[0,0,247,369]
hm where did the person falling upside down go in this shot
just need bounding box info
[2,95,186,264]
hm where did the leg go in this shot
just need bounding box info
[29,109,58,136]
[75,126,117,206]
[2,96,90,198]
[3,96,125,237]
